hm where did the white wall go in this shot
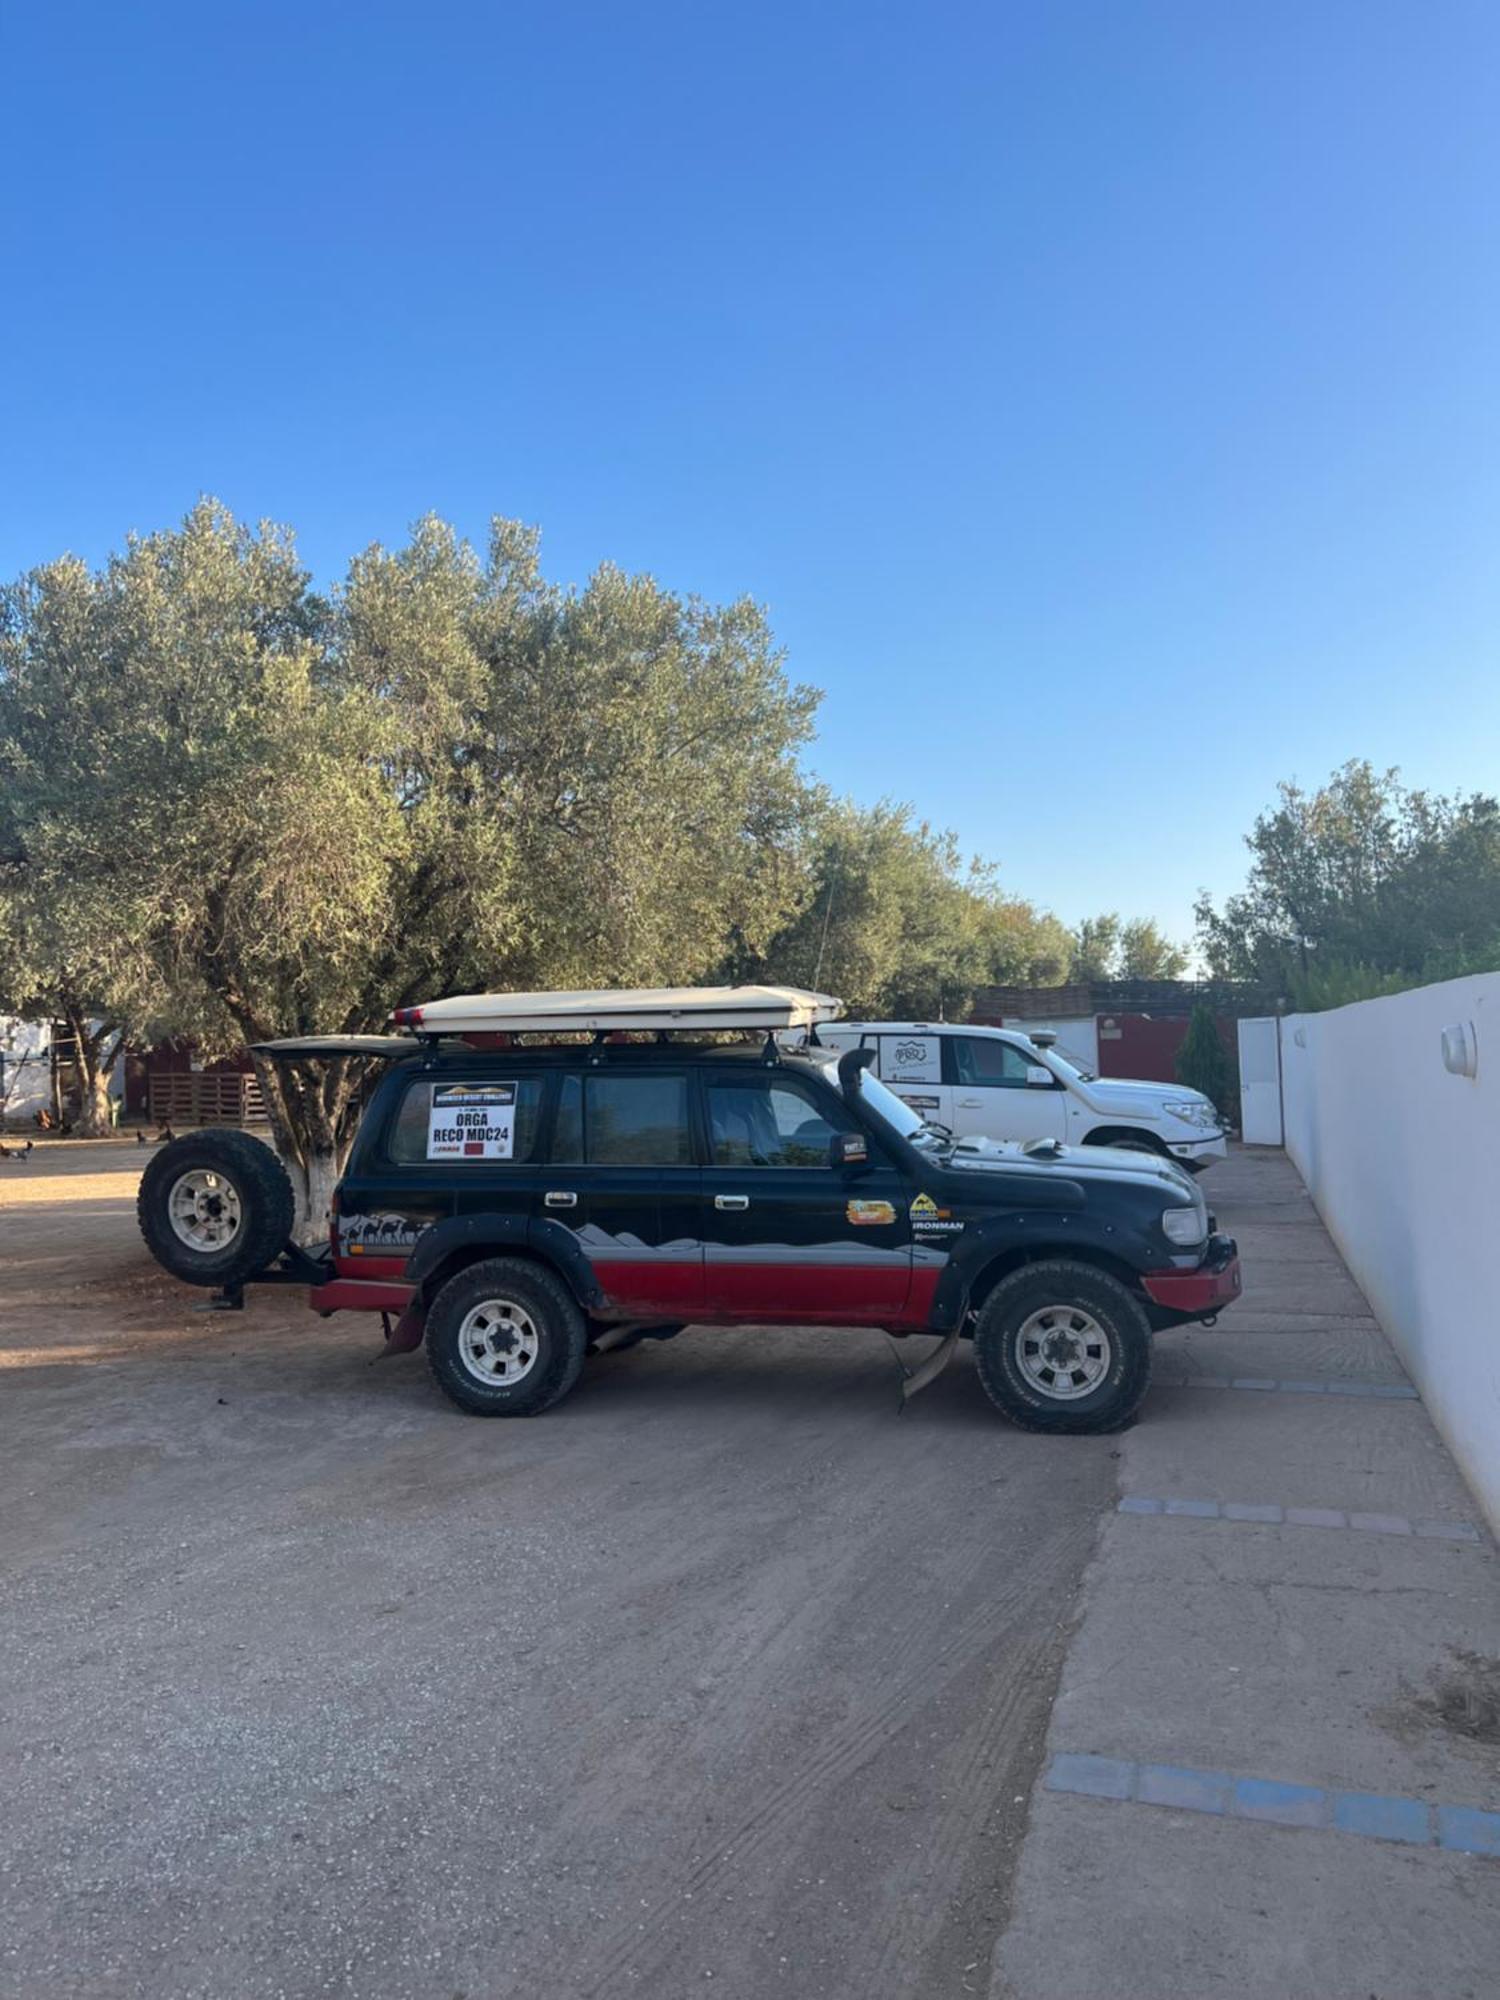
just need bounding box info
[0,1016,51,1125]
[1280,972,1500,1533]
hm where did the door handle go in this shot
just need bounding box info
[958,1097,981,1108]
[714,1194,750,1211]
[544,1190,578,1208]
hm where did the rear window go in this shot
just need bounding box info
[388,1076,547,1164]
[551,1073,692,1166]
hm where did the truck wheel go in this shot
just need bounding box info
[973,1260,1152,1434]
[137,1130,296,1288]
[427,1258,588,1417]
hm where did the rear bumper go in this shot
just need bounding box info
[1140,1235,1241,1316]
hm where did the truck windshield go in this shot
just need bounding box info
[849,1069,930,1142]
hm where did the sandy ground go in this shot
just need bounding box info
[0,1140,1114,1999]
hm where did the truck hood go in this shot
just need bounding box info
[1079,1077,1214,1117]
[948,1134,1198,1198]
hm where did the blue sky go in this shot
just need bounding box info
[3,1,1497,953]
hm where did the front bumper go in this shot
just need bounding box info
[1167,1131,1228,1166]
[1140,1234,1241,1317]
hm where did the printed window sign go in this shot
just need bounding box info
[880,1035,941,1084]
[427,1082,518,1160]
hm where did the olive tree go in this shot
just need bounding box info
[0,502,821,1228]
[747,799,1074,1018]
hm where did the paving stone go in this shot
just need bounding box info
[1286,1507,1348,1529]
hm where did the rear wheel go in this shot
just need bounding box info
[427,1258,588,1416]
[137,1130,295,1287]
[973,1260,1152,1434]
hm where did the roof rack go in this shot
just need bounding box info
[390,985,843,1037]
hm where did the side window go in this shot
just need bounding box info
[877,1033,942,1084]
[708,1077,849,1167]
[549,1073,692,1166]
[951,1037,1037,1089]
[388,1076,546,1163]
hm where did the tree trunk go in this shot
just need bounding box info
[297,1148,343,1247]
[66,1008,119,1138]
[250,1052,360,1243]
[77,1067,114,1138]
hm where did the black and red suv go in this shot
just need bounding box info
[137,1023,1240,1434]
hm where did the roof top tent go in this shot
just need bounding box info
[389,985,844,1037]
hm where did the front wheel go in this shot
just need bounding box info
[973,1260,1152,1434]
[426,1258,588,1417]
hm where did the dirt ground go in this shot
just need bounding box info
[0,1140,1114,2000]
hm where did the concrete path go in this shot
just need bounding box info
[2,1142,1107,2000]
[4,1143,1497,1998]
[993,1145,1500,2000]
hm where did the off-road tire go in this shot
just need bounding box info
[427,1257,588,1417]
[973,1259,1152,1434]
[137,1130,296,1288]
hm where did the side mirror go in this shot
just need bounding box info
[1025,1065,1055,1089]
[829,1131,870,1171]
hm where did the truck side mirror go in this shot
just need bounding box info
[1025,1065,1055,1089]
[829,1132,870,1170]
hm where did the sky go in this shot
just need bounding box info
[3,0,1498,954]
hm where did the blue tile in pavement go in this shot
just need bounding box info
[1437,1807,1500,1856]
[1045,1756,1499,1862]
[1333,1792,1432,1844]
[1233,1777,1327,1827]
[1045,1754,1133,1800]
[1137,1764,1231,1814]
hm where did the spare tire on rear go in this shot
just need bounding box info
[137,1130,296,1287]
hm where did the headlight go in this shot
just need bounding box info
[1162,1205,1207,1245]
[1164,1100,1217,1128]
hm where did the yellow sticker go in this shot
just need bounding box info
[910,1193,940,1220]
[847,1199,896,1226]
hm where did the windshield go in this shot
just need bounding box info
[1041,1047,1088,1082]
[846,1068,932,1143]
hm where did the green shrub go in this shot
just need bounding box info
[1175,1004,1235,1121]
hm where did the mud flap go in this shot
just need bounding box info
[379,1298,427,1355]
[897,1324,963,1407]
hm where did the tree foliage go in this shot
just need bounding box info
[742,800,1072,1018]
[0,499,1184,1203]
[1070,912,1188,982]
[1196,760,1500,1001]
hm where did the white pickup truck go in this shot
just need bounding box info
[816,1020,1227,1171]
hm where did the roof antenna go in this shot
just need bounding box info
[811,864,838,990]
